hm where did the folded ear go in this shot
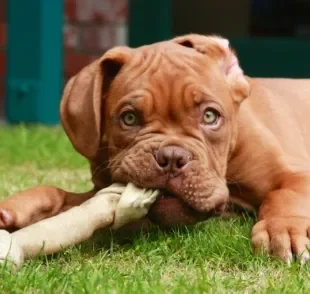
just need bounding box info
[173,34,250,103]
[60,47,132,159]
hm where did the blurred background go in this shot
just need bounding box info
[0,0,310,124]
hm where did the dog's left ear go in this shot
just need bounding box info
[60,47,132,159]
[173,34,250,103]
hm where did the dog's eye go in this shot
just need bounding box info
[203,108,220,125]
[121,111,138,126]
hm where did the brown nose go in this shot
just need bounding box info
[154,146,192,173]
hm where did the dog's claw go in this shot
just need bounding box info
[299,251,310,265]
[284,252,293,265]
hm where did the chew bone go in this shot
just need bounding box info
[0,183,159,269]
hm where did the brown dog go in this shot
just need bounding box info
[1,34,310,263]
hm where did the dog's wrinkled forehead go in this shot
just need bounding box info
[105,41,228,114]
[136,41,212,70]
[116,41,219,89]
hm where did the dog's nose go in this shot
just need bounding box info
[154,146,192,173]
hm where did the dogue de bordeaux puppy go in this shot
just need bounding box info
[1,34,310,264]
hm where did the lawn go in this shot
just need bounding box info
[0,125,310,293]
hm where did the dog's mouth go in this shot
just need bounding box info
[158,189,177,199]
[147,189,221,228]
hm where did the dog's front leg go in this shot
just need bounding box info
[0,183,159,269]
[252,172,310,264]
[0,186,96,231]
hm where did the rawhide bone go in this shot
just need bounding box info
[0,183,159,269]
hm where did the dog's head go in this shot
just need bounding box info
[60,34,250,227]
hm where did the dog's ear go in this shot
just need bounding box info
[173,34,250,103]
[60,47,132,159]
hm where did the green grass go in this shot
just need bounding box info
[0,125,310,293]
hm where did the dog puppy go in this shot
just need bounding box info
[1,34,310,263]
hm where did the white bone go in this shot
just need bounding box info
[0,183,159,269]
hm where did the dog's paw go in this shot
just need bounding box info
[0,209,16,230]
[0,230,24,270]
[111,183,159,230]
[252,217,310,264]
